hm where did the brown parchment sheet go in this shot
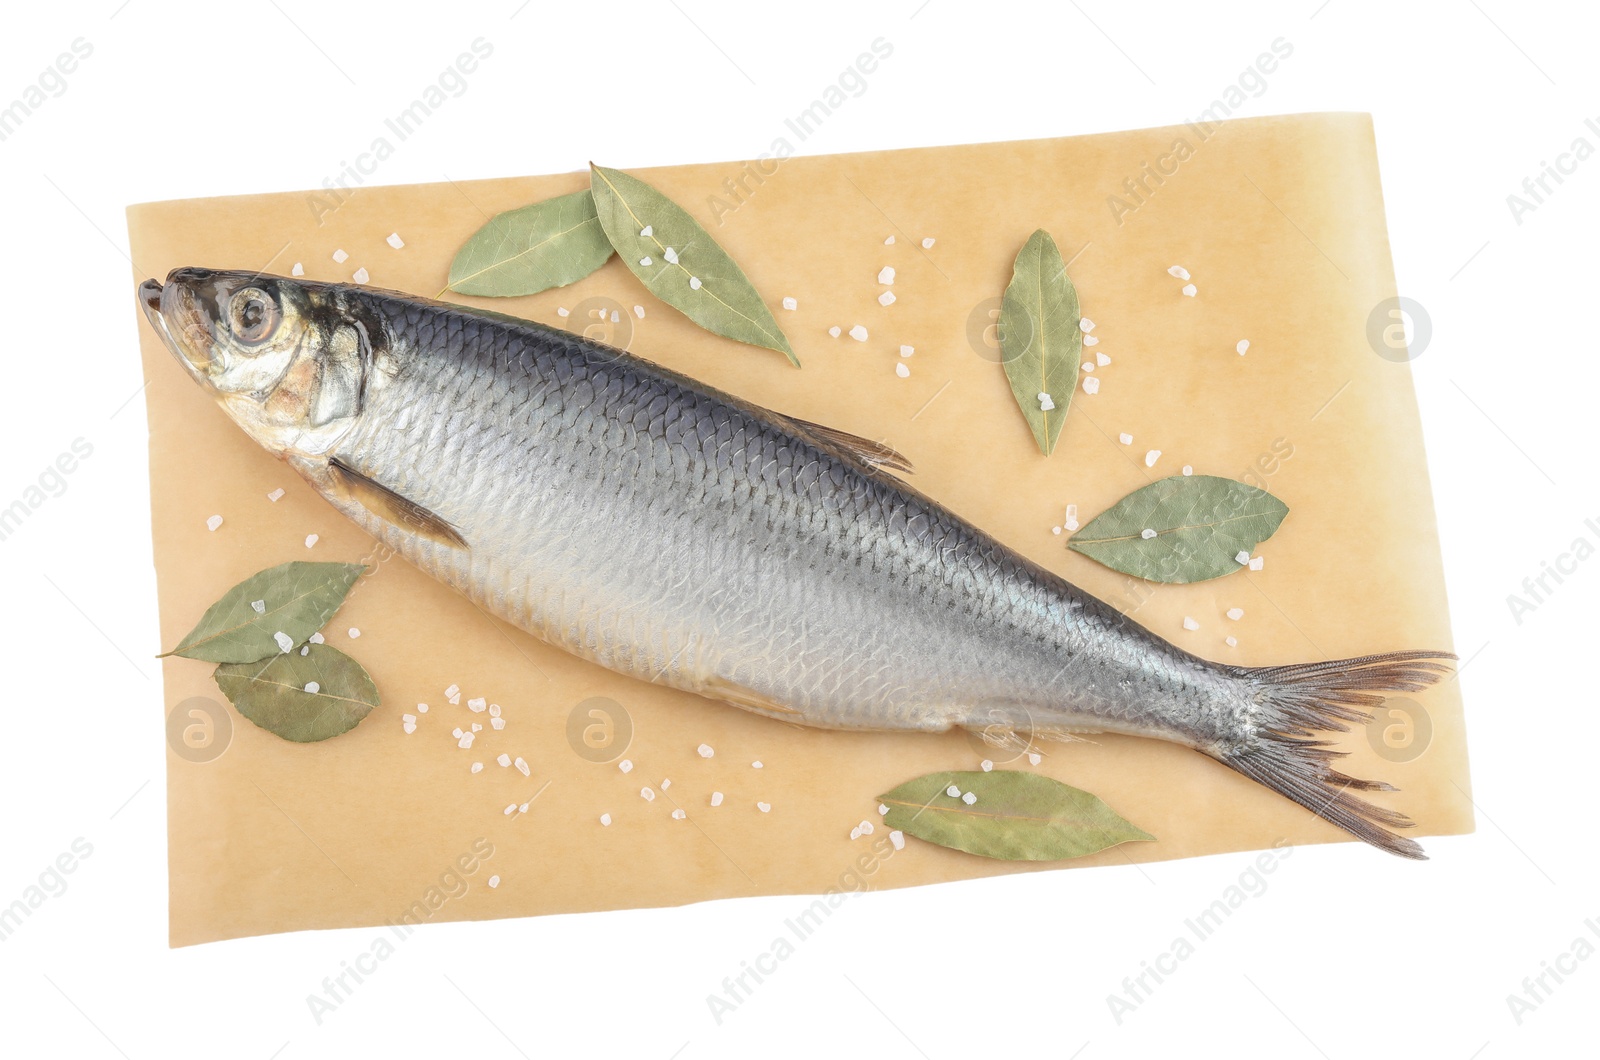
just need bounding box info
[128,112,1472,947]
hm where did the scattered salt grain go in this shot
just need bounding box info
[1084,335,1099,347]
[332,248,348,264]
[1181,283,1197,297]
[1096,352,1110,366]
[899,344,914,358]
[305,682,321,694]
[1168,265,1190,280]
[557,307,570,317]
[348,627,361,639]
[490,717,505,730]
[518,802,529,813]
[514,756,530,776]
[305,533,319,548]
[1028,752,1042,766]
[757,802,771,813]
[1183,616,1200,631]
[781,296,797,310]
[663,247,678,264]
[402,722,416,735]
[488,703,501,718]
[1226,608,1245,621]
[633,305,645,319]
[1182,465,1193,476]
[850,825,863,840]
[1083,376,1100,395]
[946,784,961,798]
[452,727,464,738]
[274,631,293,653]
[1119,433,1133,445]
[1140,528,1157,540]
[638,256,653,268]
[488,876,500,889]
[1249,556,1265,571]
[878,803,889,816]
[444,683,460,698]
[711,791,724,807]
[1037,392,1055,411]
[600,813,612,826]
[458,733,474,748]
[471,762,483,773]
[640,225,653,237]
[402,713,416,725]
[1226,635,1239,647]
[1236,340,1250,356]
[661,778,672,791]
[858,820,875,835]
[752,760,763,769]
[828,326,842,338]
[470,723,482,733]
[250,599,266,614]
[921,237,935,249]
[849,325,868,341]
[895,363,910,379]
[352,267,369,284]
[878,266,896,285]
[981,759,994,772]
[503,804,516,816]
[1145,449,1161,468]
[267,488,285,502]
[1235,551,1251,565]
[1079,318,1095,333]
[206,514,223,532]
[640,787,655,802]
[609,310,620,324]
[697,743,715,758]
[878,291,896,306]
[672,808,686,820]
[1082,362,1095,373]
[291,262,304,277]
[619,759,633,773]
[884,235,895,244]
[1051,526,1062,536]
[889,829,905,850]
[962,791,977,805]
[300,645,309,656]
[689,276,702,290]
[497,753,511,767]
[309,632,324,644]
[386,232,405,250]
[467,697,486,712]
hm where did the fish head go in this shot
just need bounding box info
[139,267,372,457]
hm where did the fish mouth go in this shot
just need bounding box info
[138,272,213,379]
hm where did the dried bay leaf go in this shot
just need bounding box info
[446,189,615,297]
[998,229,1081,455]
[878,770,1153,861]
[1068,475,1289,583]
[214,644,379,743]
[163,561,365,663]
[589,164,798,365]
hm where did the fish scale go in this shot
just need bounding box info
[140,269,1454,856]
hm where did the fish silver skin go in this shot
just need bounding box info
[139,268,1453,858]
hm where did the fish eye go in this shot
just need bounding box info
[228,287,281,346]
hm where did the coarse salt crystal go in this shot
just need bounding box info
[1140,528,1157,540]
[488,875,500,888]
[497,753,511,767]
[921,237,935,249]
[488,703,501,717]
[1182,465,1193,476]
[757,802,771,813]
[1038,392,1055,411]
[850,825,862,840]
[1051,526,1062,536]
[206,514,223,532]
[300,645,309,656]
[490,717,505,730]
[348,627,361,639]
[859,820,875,835]
[878,803,889,815]
[1226,635,1239,647]
[878,266,895,285]
[697,743,714,758]
[515,757,530,776]
[309,632,324,644]
[352,267,369,284]
[689,276,702,290]
[1119,433,1133,445]
[672,809,686,820]
[889,829,905,850]
[633,305,645,319]
[305,533,319,548]
[849,325,868,341]
[600,813,612,826]
[470,723,482,733]
[828,326,842,338]
[1065,516,1080,532]
[878,291,896,306]
[884,235,895,244]
[1096,352,1111,366]
[610,310,620,324]
[752,760,763,769]
[618,759,633,773]
[1168,265,1190,280]
[402,713,416,724]
[467,697,486,712]
[291,262,304,277]
[250,599,266,614]
[946,785,961,798]
[1181,284,1197,297]
[1236,551,1251,565]
[661,778,672,791]
[1084,335,1099,347]
[306,682,321,694]
[332,248,348,264]
[1237,340,1250,356]
[274,631,293,653]
[402,722,416,735]
[711,791,724,807]
[458,733,473,748]
[782,296,797,310]
[1082,362,1095,373]
[444,683,460,698]
[1083,376,1100,395]
[981,759,994,772]
[471,762,483,773]
[640,787,655,802]
[895,363,910,378]
[1145,449,1161,468]
[637,225,652,238]
[1065,504,1078,522]
[1249,556,1265,571]
[1079,318,1095,333]
[386,232,404,250]
[557,307,569,317]
[962,791,977,805]
[1227,608,1245,621]
[1028,752,1042,765]
[663,247,678,264]
[1183,616,1200,631]
[451,727,464,739]
[639,256,653,268]
[899,345,914,358]
[267,488,285,502]
[503,803,516,816]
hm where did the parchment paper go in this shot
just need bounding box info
[127,112,1472,947]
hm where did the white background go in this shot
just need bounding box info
[0,1,1593,1057]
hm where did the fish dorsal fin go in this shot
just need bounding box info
[784,416,914,475]
[329,457,468,549]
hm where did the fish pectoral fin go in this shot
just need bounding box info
[328,457,468,549]
[701,676,805,718]
[783,416,914,475]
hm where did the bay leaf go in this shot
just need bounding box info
[446,189,615,297]
[164,561,366,663]
[878,770,1153,861]
[588,164,798,366]
[998,229,1081,456]
[1068,474,1289,583]
[214,644,379,743]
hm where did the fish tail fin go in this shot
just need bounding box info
[1210,649,1456,860]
